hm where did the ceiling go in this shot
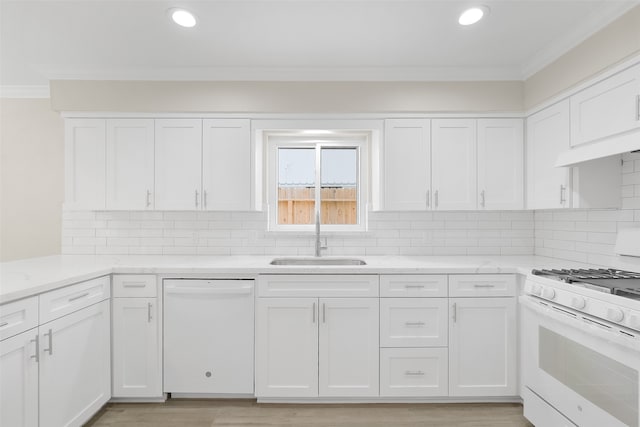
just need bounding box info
[1,0,638,88]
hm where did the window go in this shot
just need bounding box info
[267,133,368,232]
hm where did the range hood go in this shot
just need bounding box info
[555,131,640,167]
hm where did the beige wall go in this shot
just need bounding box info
[50,80,524,113]
[524,5,640,109]
[0,98,64,261]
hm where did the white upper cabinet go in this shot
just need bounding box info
[432,119,477,210]
[477,119,524,210]
[154,119,203,210]
[526,100,572,209]
[383,119,431,210]
[202,119,251,210]
[65,119,106,210]
[106,119,155,210]
[571,63,640,147]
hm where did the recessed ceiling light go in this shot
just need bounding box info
[458,6,489,26]
[169,8,197,28]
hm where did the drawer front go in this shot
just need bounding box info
[380,275,447,297]
[0,297,38,341]
[39,276,111,324]
[258,275,378,297]
[448,274,516,297]
[380,298,448,347]
[380,347,448,397]
[113,274,157,298]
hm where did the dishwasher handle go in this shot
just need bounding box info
[165,285,253,295]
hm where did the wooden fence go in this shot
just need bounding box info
[278,187,357,225]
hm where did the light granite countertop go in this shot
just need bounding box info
[0,254,596,304]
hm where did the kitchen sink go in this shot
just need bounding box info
[269,257,367,266]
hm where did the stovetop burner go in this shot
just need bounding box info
[531,268,640,299]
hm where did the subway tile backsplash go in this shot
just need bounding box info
[61,152,640,265]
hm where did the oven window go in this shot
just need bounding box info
[539,326,638,427]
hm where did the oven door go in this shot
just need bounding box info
[521,295,640,427]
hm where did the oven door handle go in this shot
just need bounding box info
[520,296,640,352]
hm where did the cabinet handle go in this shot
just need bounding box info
[405,321,426,327]
[452,303,457,323]
[30,334,39,363]
[312,302,316,323]
[68,292,89,302]
[146,190,152,208]
[473,284,495,288]
[426,190,430,208]
[195,190,199,208]
[434,190,439,208]
[44,329,53,355]
[203,190,208,209]
[0,321,8,328]
[636,94,640,121]
[323,303,326,323]
[405,370,425,376]
[148,302,153,323]
[404,285,425,289]
[123,282,146,288]
[560,185,566,205]
[480,190,486,208]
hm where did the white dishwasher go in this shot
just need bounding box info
[163,279,254,395]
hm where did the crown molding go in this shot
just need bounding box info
[0,85,50,98]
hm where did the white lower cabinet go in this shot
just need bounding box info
[39,299,111,427]
[112,298,161,398]
[448,297,517,397]
[380,348,448,397]
[0,329,39,427]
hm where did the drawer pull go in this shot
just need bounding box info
[404,285,425,289]
[123,282,147,288]
[44,329,53,355]
[148,302,153,323]
[68,292,89,302]
[30,335,39,362]
[0,321,8,328]
[473,284,495,288]
[405,321,426,327]
[405,370,425,376]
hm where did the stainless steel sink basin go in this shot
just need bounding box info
[270,257,367,266]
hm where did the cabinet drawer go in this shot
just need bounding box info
[39,276,111,324]
[380,348,448,397]
[113,274,157,297]
[449,274,516,297]
[380,298,448,347]
[258,275,378,297]
[380,275,447,297]
[0,297,38,341]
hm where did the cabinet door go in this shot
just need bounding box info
[477,119,524,210]
[64,119,106,209]
[432,119,477,210]
[383,119,431,210]
[39,300,111,427]
[112,298,161,398]
[571,63,640,147]
[202,119,251,210]
[449,298,516,397]
[0,330,38,427]
[155,119,202,210]
[256,298,318,397]
[526,100,571,209]
[318,298,379,397]
[106,119,155,210]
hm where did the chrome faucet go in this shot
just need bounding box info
[315,211,328,257]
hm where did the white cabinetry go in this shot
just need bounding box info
[256,275,379,398]
[383,119,431,210]
[65,119,106,210]
[448,275,517,397]
[526,100,572,209]
[202,119,252,210]
[571,63,640,147]
[106,119,155,210]
[477,119,524,210]
[112,274,161,399]
[432,119,477,210]
[154,119,203,210]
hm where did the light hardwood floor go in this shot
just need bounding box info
[86,400,534,427]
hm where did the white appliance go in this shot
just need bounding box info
[521,269,640,427]
[163,279,254,395]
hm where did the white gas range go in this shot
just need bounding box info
[521,267,640,427]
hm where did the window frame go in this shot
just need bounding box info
[267,135,369,232]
